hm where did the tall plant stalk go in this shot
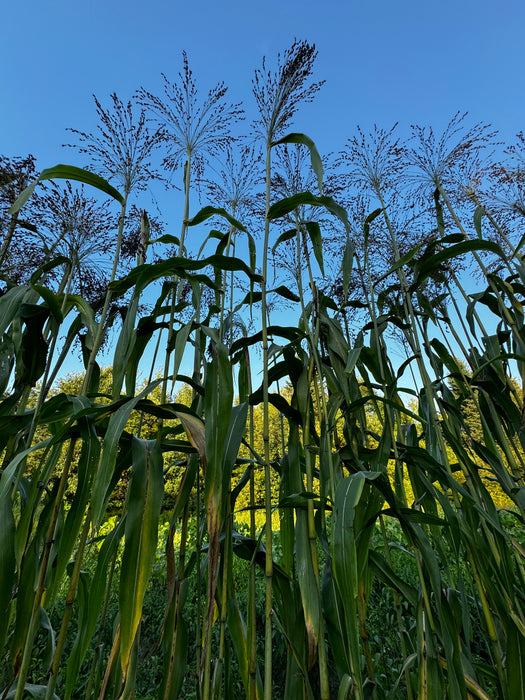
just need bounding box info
[253,40,322,698]
[5,50,525,700]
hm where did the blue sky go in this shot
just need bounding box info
[1,0,523,379]
[2,0,524,165]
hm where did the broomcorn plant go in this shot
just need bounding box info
[2,43,525,700]
[252,38,324,699]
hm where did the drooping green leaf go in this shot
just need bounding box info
[185,205,247,232]
[363,208,383,246]
[272,285,300,302]
[410,240,503,292]
[221,402,248,488]
[268,192,351,234]
[174,409,206,465]
[272,132,323,193]
[473,205,485,238]
[150,233,181,247]
[378,243,422,282]
[0,285,29,336]
[109,253,260,298]
[304,220,324,274]
[342,239,354,300]
[9,165,124,214]
[272,228,296,251]
[30,256,70,285]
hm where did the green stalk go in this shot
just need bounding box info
[245,349,258,700]
[44,510,92,700]
[163,503,190,700]
[294,221,330,697]
[156,152,192,462]
[0,210,19,268]
[13,439,76,700]
[215,506,233,700]
[469,556,505,683]
[303,358,330,699]
[261,143,273,700]
[218,203,236,344]
[195,462,203,691]
[81,195,128,395]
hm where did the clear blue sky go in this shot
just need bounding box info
[1,0,523,380]
[1,0,524,165]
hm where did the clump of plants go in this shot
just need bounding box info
[0,40,524,700]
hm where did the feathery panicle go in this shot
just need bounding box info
[65,93,162,197]
[136,52,243,177]
[505,131,525,172]
[120,204,165,263]
[403,112,496,197]
[489,167,525,218]
[0,154,38,208]
[252,39,324,143]
[338,124,401,195]
[273,143,315,198]
[0,154,39,274]
[31,181,115,300]
[490,133,525,218]
[480,162,525,255]
[204,144,262,219]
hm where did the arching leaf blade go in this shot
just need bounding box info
[9,165,124,214]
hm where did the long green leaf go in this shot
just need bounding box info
[0,493,15,651]
[268,191,351,234]
[272,132,323,193]
[9,165,124,214]
[304,221,324,275]
[119,437,164,675]
[64,518,125,700]
[410,240,503,292]
[91,379,162,527]
[0,286,29,336]
[185,205,247,232]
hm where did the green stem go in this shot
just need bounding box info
[0,211,19,268]
[44,510,92,700]
[13,440,76,700]
[294,220,330,697]
[261,142,273,700]
[81,195,128,395]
